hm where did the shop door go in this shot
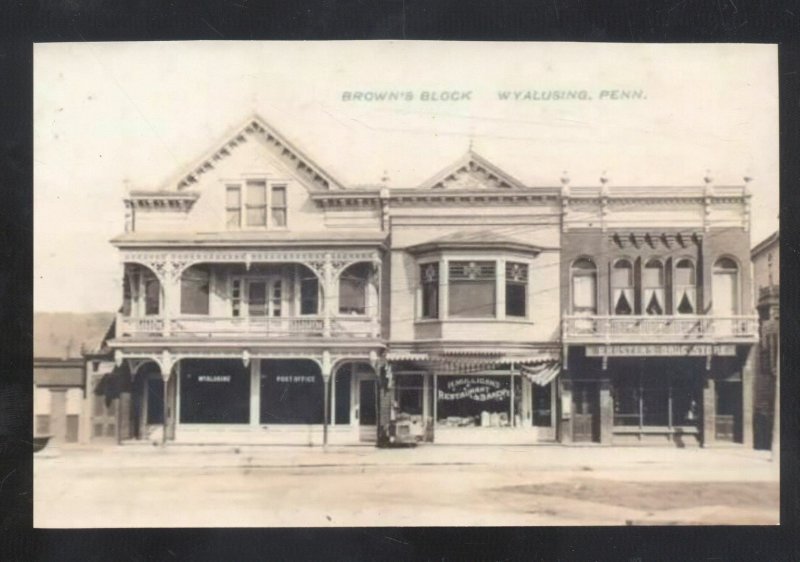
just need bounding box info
[146,377,164,425]
[572,383,599,443]
[358,380,377,442]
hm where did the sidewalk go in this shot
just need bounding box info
[36,442,778,482]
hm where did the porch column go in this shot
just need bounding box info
[559,378,573,443]
[322,254,335,337]
[702,376,716,447]
[158,350,176,446]
[161,275,181,337]
[321,351,332,446]
[599,379,613,445]
[371,260,381,337]
[117,359,133,443]
[742,346,756,448]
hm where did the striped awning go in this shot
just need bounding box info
[386,351,430,361]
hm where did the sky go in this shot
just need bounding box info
[33,41,779,313]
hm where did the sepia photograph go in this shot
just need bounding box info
[32,40,779,527]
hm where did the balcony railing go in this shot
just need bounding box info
[117,314,379,339]
[563,315,759,342]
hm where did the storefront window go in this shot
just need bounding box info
[397,375,424,416]
[448,261,496,318]
[436,375,510,427]
[260,360,324,424]
[333,367,351,424]
[613,366,701,428]
[179,359,250,424]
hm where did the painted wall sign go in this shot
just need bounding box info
[275,375,317,384]
[585,344,736,357]
[438,377,510,402]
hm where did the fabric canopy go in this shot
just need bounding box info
[520,361,562,386]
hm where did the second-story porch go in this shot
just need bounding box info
[562,314,759,344]
[113,244,385,342]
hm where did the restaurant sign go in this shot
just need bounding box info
[586,344,736,357]
[438,377,510,402]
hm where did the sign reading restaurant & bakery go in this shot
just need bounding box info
[585,344,737,357]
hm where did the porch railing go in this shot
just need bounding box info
[563,315,759,342]
[117,314,380,339]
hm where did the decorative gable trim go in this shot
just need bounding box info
[125,191,199,212]
[420,150,527,190]
[174,114,343,191]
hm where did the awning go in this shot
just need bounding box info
[520,362,562,386]
[386,351,430,361]
[428,351,559,374]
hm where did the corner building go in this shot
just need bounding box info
[108,115,757,447]
[559,180,758,446]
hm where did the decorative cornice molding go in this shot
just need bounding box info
[172,114,344,192]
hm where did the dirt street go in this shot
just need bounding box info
[34,444,779,527]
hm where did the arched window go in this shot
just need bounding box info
[611,259,634,315]
[643,259,665,315]
[571,258,597,315]
[674,259,696,315]
[713,257,739,315]
[339,263,370,315]
[180,265,210,315]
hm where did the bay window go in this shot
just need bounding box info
[505,262,528,318]
[420,263,439,319]
[448,261,496,318]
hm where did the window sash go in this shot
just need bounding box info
[271,186,287,227]
[572,273,597,313]
[245,181,267,226]
[449,280,496,318]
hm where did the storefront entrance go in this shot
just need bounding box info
[572,382,599,442]
[358,379,377,442]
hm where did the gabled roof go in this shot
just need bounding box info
[419,150,527,190]
[407,229,550,254]
[166,113,345,192]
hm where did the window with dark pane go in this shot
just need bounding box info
[448,261,496,318]
[180,265,210,315]
[505,262,527,317]
[420,262,439,319]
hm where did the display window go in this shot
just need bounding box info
[260,360,324,424]
[436,375,519,427]
[179,359,250,424]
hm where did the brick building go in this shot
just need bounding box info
[559,175,758,446]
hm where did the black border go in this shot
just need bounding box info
[2,1,799,560]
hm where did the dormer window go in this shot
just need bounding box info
[225,179,288,229]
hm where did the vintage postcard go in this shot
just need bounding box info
[33,41,778,527]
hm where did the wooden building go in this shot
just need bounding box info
[107,115,758,447]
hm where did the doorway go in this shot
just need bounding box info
[358,379,377,442]
[572,382,599,442]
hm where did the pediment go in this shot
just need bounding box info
[421,151,526,190]
[172,113,343,192]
